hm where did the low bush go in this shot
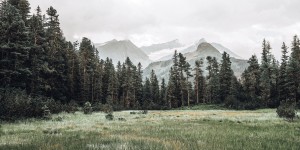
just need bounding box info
[102,104,113,114]
[42,105,52,120]
[92,102,102,112]
[52,116,63,122]
[0,88,44,120]
[105,113,114,120]
[63,100,79,113]
[118,117,126,121]
[141,110,148,114]
[83,102,92,114]
[224,95,242,110]
[277,101,296,121]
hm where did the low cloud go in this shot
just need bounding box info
[29,0,300,59]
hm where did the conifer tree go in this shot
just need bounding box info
[102,58,115,103]
[0,1,31,90]
[8,0,31,25]
[143,77,152,109]
[166,50,182,108]
[135,63,144,108]
[241,55,261,108]
[260,39,272,107]
[79,37,98,103]
[44,6,70,102]
[194,59,205,104]
[116,61,124,105]
[107,63,118,105]
[205,57,220,103]
[27,6,49,96]
[123,57,135,108]
[219,52,234,102]
[167,67,177,108]
[269,56,280,107]
[65,41,81,102]
[160,78,167,108]
[286,35,300,105]
[278,42,289,103]
[185,62,193,106]
[150,70,160,105]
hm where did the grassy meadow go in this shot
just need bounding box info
[0,106,299,150]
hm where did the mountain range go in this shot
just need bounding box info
[95,38,248,82]
[96,39,151,67]
[143,42,248,81]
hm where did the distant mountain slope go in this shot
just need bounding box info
[211,42,242,59]
[96,39,151,67]
[143,42,248,82]
[140,39,183,55]
[157,38,207,61]
[158,38,243,61]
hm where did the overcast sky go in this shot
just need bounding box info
[28,0,300,59]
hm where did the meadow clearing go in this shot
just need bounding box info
[0,105,299,150]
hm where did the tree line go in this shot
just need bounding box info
[0,0,299,120]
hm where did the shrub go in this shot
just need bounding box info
[42,105,52,120]
[63,100,79,113]
[52,116,63,122]
[83,102,92,114]
[224,95,242,110]
[277,101,296,121]
[102,104,113,114]
[43,98,63,114]
[92,102,102,112]
[105,113,114,120]
[0,88,68,121]
[141,110,148,114]
[118,117,126,121]
[0,88,44,120]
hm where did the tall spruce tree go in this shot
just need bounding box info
[79,37,98,103]
[134,63,143,108]
[150,70,160,106]
[269,56,280,107]
[65,41,81,102]
[167,67,177,108]
[241,55,261,108]
[160,78,167,108]
[123,57,135,108]
[286,35,300,105]
[194,59,205,104]
[8,0,30,25]
[278,42,289,103]
[219,52,234,102]
[102,58,115,104]
[166,50,181,108]
[0,1,31,90]
[143,77,152,109]
[205,56,220,103]
[27,6,49,96]
[259,39,272,107]
[44,6,70,102]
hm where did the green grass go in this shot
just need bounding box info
[0,108,299,150]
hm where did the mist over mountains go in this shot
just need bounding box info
[96,39,152,67]
[96,38,248,82]
[140,39,183,55]
[143,42,248,81]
